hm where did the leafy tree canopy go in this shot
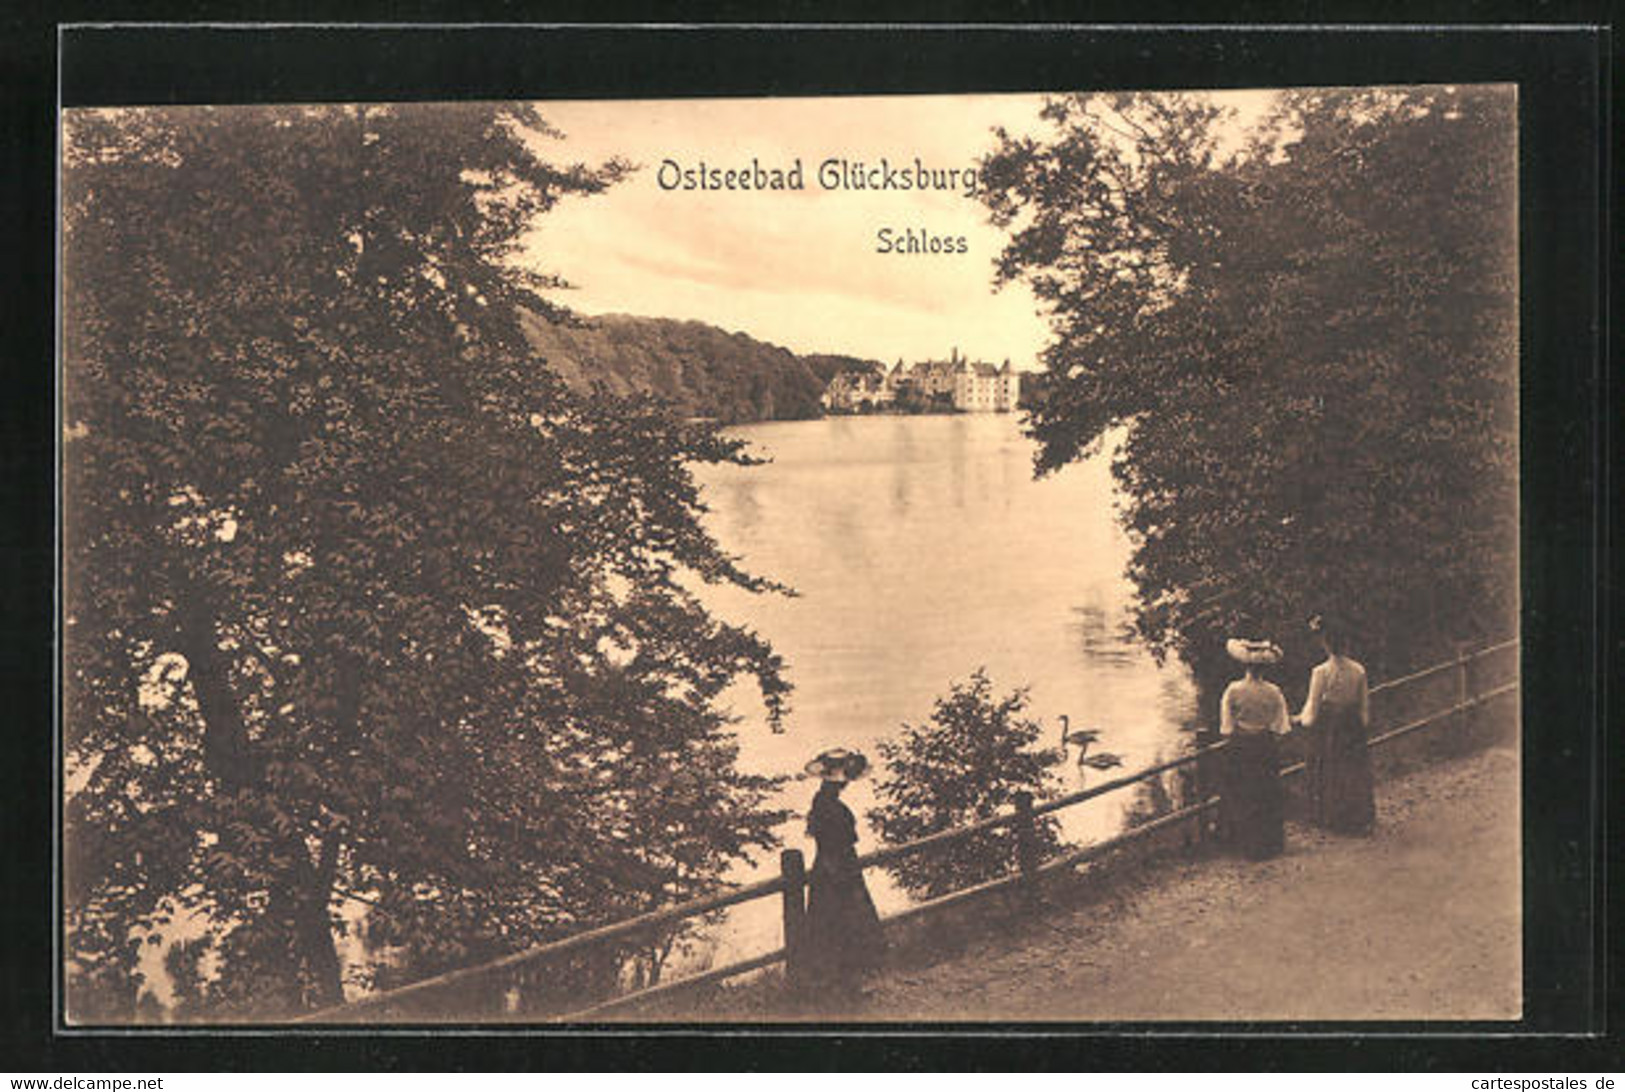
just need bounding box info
[980,88,1517,696]
[868,670,1062,900]
[63,103,790,1020]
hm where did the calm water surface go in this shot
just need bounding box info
[139,415,1198,1009]
[688,413,1196,967]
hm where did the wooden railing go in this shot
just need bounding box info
[297,637,1518,1024]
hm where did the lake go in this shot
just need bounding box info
[135,413,1198,1010]
[686,413,1197,968]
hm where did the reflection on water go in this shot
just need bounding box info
[1069,602,1139,666]
[716,476,765,538]
[139,414,1197,1014]
[687,414,1196,969]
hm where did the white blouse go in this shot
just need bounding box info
[1220,677,1291,736]
[1296,655,1370,728]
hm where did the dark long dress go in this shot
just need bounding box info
[1308,694,1376,833]
[1219,677,1288,859]
[1224,731,1285,859]
[803,785,885,996]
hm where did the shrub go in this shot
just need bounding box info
[868,670,1063,900]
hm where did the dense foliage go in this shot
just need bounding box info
[980,88,1517,697]
[518,312,864,424]
[62,103,791,1021]
[868,671,1062,899]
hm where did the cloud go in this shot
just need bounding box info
[522,91,1279,365]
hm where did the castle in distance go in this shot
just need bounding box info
[820,348,1022,414]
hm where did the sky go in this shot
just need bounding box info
[519,91,1277,369]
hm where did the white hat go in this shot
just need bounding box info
[1226,637,1283,665]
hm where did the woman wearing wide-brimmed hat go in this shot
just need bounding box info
[801,748,886,1003]
[1294,614,1375,834]
[1218,637,1291,859]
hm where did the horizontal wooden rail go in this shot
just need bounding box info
[1037,796,1220,876]
[1277,678,1516,781]
[300,639,1518,1024]
[1368,679,1518,749]
[854,742,1228,870]
[1031,741,1229,820]
[553,663,1517,1022]
[855,807,1023,870]
[550,658,1519,1021]
[879,855,1038,927]
[557,945,789,1022]
[1369,638,1517,698]
[295,870,790,1023]
[555,796,1229,1021]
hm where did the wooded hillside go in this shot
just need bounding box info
[520,311,876,423]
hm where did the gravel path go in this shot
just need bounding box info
[846,744,1522,1022]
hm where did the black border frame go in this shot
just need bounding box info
[2,11,1612,1072]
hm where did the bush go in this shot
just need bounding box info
[868,671,1063,900]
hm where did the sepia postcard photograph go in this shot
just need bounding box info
[59,82,1527,1030]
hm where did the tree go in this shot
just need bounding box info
[62,103,791,1021]
[867,671,1062,899]
[979,88,1517,700]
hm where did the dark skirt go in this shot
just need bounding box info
[1223,730,1284,859]
[1307,700,1376,834]
[803,856,885,995]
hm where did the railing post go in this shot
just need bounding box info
[1194,726,1221,845]
[780,848,807,995]
[1455,641,1472,746]
[1012,790,1039,906]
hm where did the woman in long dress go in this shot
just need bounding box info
[801,748,886,1003]
[1218,638,1291,859]
[1295,615,1375,834]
